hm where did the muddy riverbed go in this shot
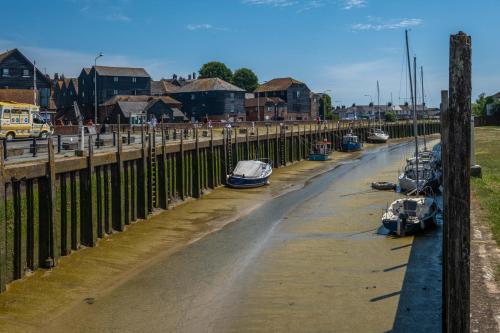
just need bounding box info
[0,137,442,333]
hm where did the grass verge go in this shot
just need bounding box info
[472,127,500,245]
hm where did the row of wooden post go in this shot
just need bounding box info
[0,119,440,293]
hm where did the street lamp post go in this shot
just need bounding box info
[94,52,103,124]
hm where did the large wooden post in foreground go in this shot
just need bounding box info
[443,31,471,333]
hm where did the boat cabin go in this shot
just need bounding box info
[311,141,332,155]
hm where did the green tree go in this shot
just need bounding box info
[198,61,233,82]
[472,93,487,117]
[322,94,332,115]
[385,111,396,122]
[233,68,258,92]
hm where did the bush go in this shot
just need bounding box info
[385,111,396,122]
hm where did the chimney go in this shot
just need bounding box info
[193,72,196,80]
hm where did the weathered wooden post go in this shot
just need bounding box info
[112,116,125,231]
[193,128,201,198]
[82,134,97,246]
[443,31,471,333]
[0,142,5,292]
[137,122,147,219]
[39,137,58,268]
[208,128,215,189]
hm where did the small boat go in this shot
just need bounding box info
[382,197,438,236]
[309,140,332,161]
[367,128,390,143]
[367,81,390,143]
[227,159,272,188]
[398,163,435,193]
[341,132,363,152]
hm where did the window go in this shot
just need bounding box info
[230,93,235,100]
[2,68,9,76]
[267,106,273,112]
[132,77,137,83]
[23,69,29,77]
[191,94,196,100]
[82,91,85,97]
[296,91,300,99]
[113,89,118,95]
[114,77,119,82]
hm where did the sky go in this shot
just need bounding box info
[0,0,497,107]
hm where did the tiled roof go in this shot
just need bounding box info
[174,78,245,93]
[94,66,150,78]
[151,80,180,95]
[254,77,304,93]
[101,95,182,107]
[0,89,35,104]
[117,101,149,116]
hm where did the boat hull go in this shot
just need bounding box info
[226,175,270,188]
[383,213,436,235]
[308,154,331,161]
[367,135,389,143]
[341,142,363,152]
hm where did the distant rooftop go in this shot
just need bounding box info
[94,65,150,78]
[174,78,245,93]
[254,77,304,93]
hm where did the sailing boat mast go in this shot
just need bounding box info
[405,29,419,192]
[421,66,427,151]
[377,80,381,129]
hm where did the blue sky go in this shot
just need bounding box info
[0,0,496,106]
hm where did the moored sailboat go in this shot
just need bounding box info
[367,81,390,143]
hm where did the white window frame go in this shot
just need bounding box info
[22,69,29,77]
[114,77,119,82]
[113,89,118,95]
[2,68,10,77]
[132,77,137,83]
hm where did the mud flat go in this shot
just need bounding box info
[0,137,441,333]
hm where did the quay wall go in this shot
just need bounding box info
[0,120,441,292]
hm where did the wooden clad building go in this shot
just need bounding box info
[171,78,246,122]
[245,97,287,121]
[100,95,186,123]
[0,48,51,108]
[78,65,151,121]
[254,77,312,120]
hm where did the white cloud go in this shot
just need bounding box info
[186,24,214,31]
[242,0,335,12]
[243,0,297,7]
[104,12,131,22]
[344,0,366,10]
[352,18,423,31]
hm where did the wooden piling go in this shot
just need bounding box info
[112,121,125,231]
[0,142,6,291]
[442,31,472,333]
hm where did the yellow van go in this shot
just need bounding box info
[0,101,53,140]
